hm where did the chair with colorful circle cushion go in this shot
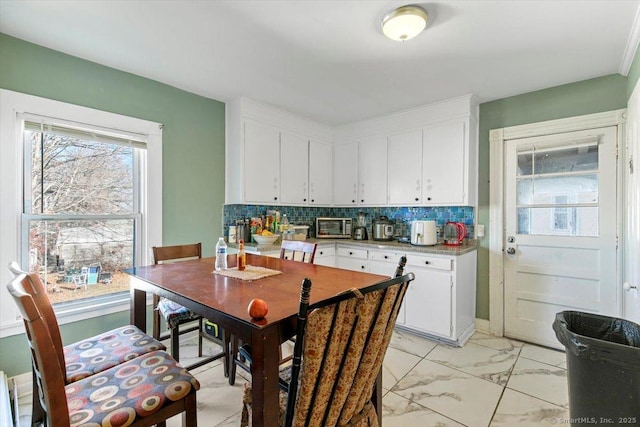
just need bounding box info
[152,243,229,372]
[8,262,166,426]
[7,273,200,427]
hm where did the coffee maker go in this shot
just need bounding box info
[353,211,368,240]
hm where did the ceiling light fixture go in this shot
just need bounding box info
[381,5,429,41]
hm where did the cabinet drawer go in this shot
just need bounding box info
[337,247,367,259]
[368,251,401,263]
[405,254,452,271]
[316,246,336,258]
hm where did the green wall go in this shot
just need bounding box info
[0,33,225,376]
[475,74,629,320]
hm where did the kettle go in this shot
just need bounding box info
[410,220,437,246]
[443,222,466,246]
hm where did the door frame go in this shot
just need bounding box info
[488,109,626,337]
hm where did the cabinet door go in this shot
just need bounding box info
[422,122,466,205]
[337,257,368,272]
[405,267,453,337]
[244,121,280,203]
[358,136,388,205]
[334,143,358,205]
[280,132,309,204]
[309,140,333,205]
[388,130,423,205]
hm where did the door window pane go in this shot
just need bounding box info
[517,207,598,236]
[517,153,533,176]
[533,145,598,175]
[516,174,598,205]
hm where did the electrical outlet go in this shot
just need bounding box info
[477,224,485,238]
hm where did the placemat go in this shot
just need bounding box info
[213,265,282,281]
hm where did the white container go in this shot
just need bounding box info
[228,225,237,243]
[291,225,309,241]
[410,220,437,246]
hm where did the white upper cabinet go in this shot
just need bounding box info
[423,121,467,205]
[334,142,359,205]
[358,136,388,205]
[280,131,309,204]
[388,130,423,205]
[244,120,280,204]
[308,140,333,205]
[226,98,333,205]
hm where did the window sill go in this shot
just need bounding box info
[0,292,153,338]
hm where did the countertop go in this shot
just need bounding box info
[230,237,477,256]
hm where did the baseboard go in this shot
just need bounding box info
[474,318,490,333]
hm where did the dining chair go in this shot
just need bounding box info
[8,262,166,426]
[152,243,229,371]
[228,241,318,385]
[279,240,317,263]
[7,273,200,427]
[240,263,415,426]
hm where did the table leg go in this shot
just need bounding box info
[130,286,147,332]
[250,328,280,427]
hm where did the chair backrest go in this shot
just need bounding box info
[152,243,202,264]
[7,275,70,426]
[284,261,415,427]
[7,265,67,382]
[280,240,317,264]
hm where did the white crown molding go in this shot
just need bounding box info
[619,4,640,76]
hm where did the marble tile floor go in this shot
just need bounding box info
[18,329,569,427]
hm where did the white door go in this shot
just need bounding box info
[333,142,358,205]
[423,122,466,205]
[388,130,422,205]
[308,140,333,205]
[244,120,280,203]
[504,127,618,348]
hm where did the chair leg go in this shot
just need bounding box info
[183,392,198,427]
[222,330,229,378]
[197,318,203,357]
[228,334,237,385]
[152,294,161,339]
[170,325,180,362]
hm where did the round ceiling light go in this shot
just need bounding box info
[381,5,429,41]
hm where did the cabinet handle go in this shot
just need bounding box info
[303,198,307,202]
[361,265,365,269]
[384,255,389,259]
[352,199,356,203]
[319,251,324,255]
[361,199,364,203]
[427,197,431,201]
[311,199,315,202]
[425,260,430,265]
[415,197,419,201]
[274,197,278,201]
[349,251,353,255]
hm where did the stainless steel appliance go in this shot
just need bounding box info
[353,211,368,240]
[410,220,437,246]
[372,216,394,241]
[316,217,352,239]
[443,221,466,246]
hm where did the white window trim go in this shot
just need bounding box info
[0,89,162,338]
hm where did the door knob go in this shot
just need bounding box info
[506,247,516,255]
[623,282,638,291]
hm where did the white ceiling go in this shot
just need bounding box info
[1,0,639,126]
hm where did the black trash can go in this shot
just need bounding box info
[553,311,640,426]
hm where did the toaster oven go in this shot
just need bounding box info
[315,217,352,239]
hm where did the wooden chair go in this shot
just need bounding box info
[241,259,415,427]
[7,273,200,427]
[228,241,318,385]
[279,240,317,263]
[8,262,166,426]
[152,243,229,371]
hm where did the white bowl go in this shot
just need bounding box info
[252,234,280,245]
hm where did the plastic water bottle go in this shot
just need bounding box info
[215,237,227,270]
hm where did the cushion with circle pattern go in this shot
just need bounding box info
[65,350,200,425]
[64,325,166,383]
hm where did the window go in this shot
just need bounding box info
[0,89,162,335]
[22,118,144,305]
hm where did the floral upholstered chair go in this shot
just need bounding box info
[241,257,414,427]
[7,273,200,427]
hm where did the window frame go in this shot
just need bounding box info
[0,89,162,338]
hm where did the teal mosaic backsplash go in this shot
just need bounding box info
[223,205,474,239]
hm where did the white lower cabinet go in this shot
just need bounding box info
[314,245,336,267]
[336,244,477,346]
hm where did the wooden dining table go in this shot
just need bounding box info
[125,253,390,427]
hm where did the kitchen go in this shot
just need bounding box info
[1,1,640,426]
